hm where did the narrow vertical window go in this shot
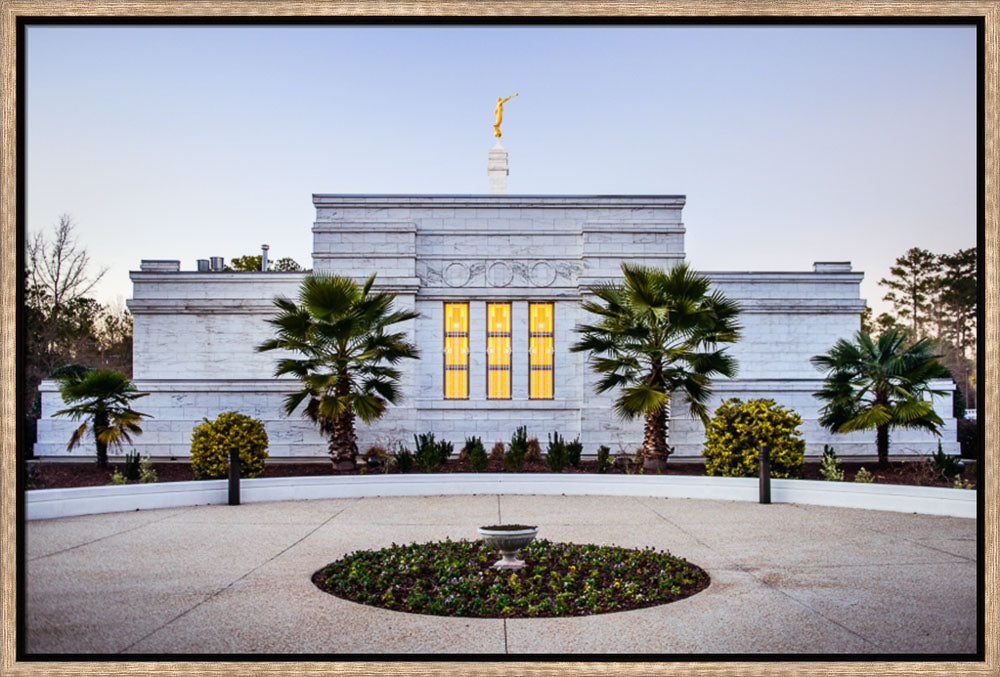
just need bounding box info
[444,303,468,399]
[486,302,512,399]
[529,302,554,399]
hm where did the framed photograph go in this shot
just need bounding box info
[2,2,993,676]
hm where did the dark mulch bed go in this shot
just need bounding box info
[25,456,977,490]
[312,538,711,618]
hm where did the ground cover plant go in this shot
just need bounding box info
[313,538,710,618]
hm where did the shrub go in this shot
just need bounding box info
[138,456,158,483]
[931,441,962,478]
[394,447,414,473]
[464,436,488,472]
[413,433,453,472]
[489,441,505,466]
[190,411,269,479]
[546,432,567,473]
[595,445,612,473]
[108,469,126,485]
[854,467,874,483]
[819,444,843,481]
[702,398,805,479]
[957,418,977,458]
[525,437,543,464]
[504,426,528,472]
[122,450,141,481]
[565,437,582,468]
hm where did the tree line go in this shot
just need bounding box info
[23,214,305,454]
[864,246,977,406]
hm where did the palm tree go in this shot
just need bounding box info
[53,368,149,468]
[571,263,741,469]
[257,274,419,470]
[811,328,949,469]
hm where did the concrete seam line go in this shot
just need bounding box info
[736,563,883,652]
[117,499,359,654]
[26,511,181,562]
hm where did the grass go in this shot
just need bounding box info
[312,538,709,618]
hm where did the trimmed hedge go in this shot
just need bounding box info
[702,398,805,479]
[190,411,269,479]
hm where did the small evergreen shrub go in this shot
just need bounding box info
[702,398,805,479]
[565,437,583,468]
[138,456,158,483]
[819,444,843,481]
[854,467,874,483]
[489,441,505,466]
[122,450,141,481]
[595,445,612,473]
[504,426,528,472]
[464,436,489,472]
[394,447,414,473]
[931,441,962,478]
[108,469,127,485]
[525,437,543,464]
[190,412,269,479]
[414,433,452,472]
[546,432,567,472]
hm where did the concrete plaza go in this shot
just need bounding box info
[25,494,976,655]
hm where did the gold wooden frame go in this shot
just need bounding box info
[1,3,995,675]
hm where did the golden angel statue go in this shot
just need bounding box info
[493,93,518,137]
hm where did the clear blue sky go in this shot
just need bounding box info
[26,24,977,313]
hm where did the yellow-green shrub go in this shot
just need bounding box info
[190,412,269,479]
[702,398,805,478]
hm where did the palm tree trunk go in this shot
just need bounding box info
[643,406,672,471]
[94,410,109,469]
[643,358,672,471]
[329,410,359,470]
[876,424,890,469]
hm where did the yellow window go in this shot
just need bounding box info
[529,302,554,399]
[444,303,468,399]
[487,303,511,399]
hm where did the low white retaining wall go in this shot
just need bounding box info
[25,474,976,520]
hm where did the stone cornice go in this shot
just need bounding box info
[313,194,687,209]
[705,271,865,283]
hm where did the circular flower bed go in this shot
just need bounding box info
[312,538,710,617]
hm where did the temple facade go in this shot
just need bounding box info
[34,148,957,461]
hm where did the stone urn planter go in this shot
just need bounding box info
[478,524,538,570]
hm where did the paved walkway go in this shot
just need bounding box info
[25,494,976,655]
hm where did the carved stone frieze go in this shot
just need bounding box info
[418,259,582,288]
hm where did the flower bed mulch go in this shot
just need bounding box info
[25,456,977,490]
[312,538,710,618]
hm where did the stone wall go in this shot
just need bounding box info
[33,195,958,461]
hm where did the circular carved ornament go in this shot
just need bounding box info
[486,261,513,288]
[443,262,471,287]
[530,261,557,287]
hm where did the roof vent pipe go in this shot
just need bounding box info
[197,259,210,272]
[261,244,269,272]
[210,256,225,272]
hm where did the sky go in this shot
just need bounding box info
[25,24,977,314]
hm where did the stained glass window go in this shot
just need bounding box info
[529,302,554,399]
[443,303,468,399]
[486,303,512,399]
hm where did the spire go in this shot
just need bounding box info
[487,140,508,194]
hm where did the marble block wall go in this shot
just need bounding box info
[32,194,958,460]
